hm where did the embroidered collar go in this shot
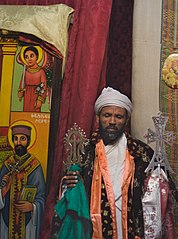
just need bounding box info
[13,151,31,165]
[26,66,41,73]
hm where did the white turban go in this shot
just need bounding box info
[94,87,132,116]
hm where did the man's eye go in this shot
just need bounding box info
[116,115,123,119]
[104,113,110,117]
[20,137,26,141]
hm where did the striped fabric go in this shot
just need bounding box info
[161,0,178,236]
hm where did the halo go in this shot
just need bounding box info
[20,46,43,65]
[8,120,37,150]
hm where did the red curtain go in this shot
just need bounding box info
[1,0,112,237]
[41,1,112,238]
[0,0,133,238]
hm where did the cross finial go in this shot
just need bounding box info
[144,112,174,174]
[63,123,89,171]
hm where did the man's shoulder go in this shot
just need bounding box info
[27,154,41,166]
[125,132,154,162]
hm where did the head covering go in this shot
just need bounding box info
[11,125,31,137]
[94,87,132,116]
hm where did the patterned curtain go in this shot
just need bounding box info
[106,0,134,99]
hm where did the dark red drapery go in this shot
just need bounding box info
[0,0,133,238]
[42,1,113,237]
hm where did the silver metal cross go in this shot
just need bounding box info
[144,112,175,174]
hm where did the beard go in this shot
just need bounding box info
[99,122,125,145]
[15,145,28,156]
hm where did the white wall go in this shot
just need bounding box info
[131,0,162,147]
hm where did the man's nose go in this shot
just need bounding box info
[109,116,116,124]
[17,138,21,145]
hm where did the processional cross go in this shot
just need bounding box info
[63,123,89,171]
[144,112,174,174]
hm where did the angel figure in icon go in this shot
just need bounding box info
[17,46,54,112]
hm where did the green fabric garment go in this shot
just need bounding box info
[54,164,92,239]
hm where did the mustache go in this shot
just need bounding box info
[99,122,125,145]
[15,144,23,149]
[105,125,118,130]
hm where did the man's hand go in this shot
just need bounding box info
[1,174,11,198]
[34,100,42,111]
[18,89,25,101]
[63,171,81,188]
[15,201,33,212]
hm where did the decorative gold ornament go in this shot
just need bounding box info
[162,53,178,89]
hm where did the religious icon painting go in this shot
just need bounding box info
[0,31,65,210]
[0,31,63,239]
[13,45,54,113]
[0,4,74,238]
[162,53,178,89]
[0,31,63,178]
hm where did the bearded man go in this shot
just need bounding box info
[56,87,176,239]
[0,125,45,239]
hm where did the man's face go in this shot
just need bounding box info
[13,134,29,156]
[97,106,128,145]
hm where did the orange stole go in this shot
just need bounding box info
[90,140,135,239]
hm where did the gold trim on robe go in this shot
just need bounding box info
[4,154,40,239]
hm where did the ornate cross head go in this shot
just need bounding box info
[144,112,175,174]
[63,123,89,171]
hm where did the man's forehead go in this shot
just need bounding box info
[100,105,126,113]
